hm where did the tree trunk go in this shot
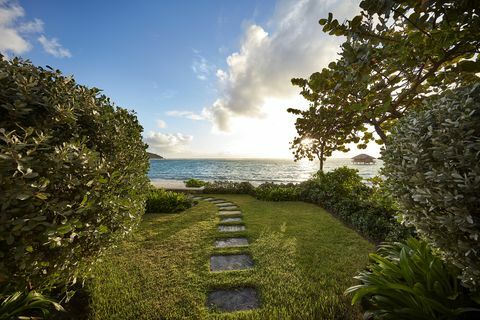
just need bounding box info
[318,143,325,172]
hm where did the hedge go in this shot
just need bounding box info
[0,57,149,292]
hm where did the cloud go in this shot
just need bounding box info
[166,110,205,121]
[192,50,214,81]
[144,131,193,155]
[206,0,358,131]
[0,1,70,58]
[38,35,71,58]
[0,1,32,55]
[156,119,167,128]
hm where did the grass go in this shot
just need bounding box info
[86,195,374,319]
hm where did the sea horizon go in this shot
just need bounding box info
[148,158,383,185]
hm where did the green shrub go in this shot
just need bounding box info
[203,181,255,195]
[346,238,480,319]
[300,167,411,242]
[184,178,206,187]
[255,182,301,201]
[382,84,480,289]
[0,57,149,292]
[145,188,193,213]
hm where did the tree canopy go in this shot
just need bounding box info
[289,0,479,153]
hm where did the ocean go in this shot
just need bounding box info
[148,158,382,185]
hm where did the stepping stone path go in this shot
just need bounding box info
[218,225,245,232]
[215,237,249,248]
[207,288,259,312]
[195,196,260,313]
[220,217,242,223]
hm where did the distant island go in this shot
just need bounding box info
[147,152,164,160]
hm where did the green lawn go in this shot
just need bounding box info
[87,195,374,319]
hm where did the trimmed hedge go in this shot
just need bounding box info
[383,84,480,289]
[299,167,411,242]
[203,181,255,195]
[255,182,301,201]
[184,178,206,188]
[145,188,194,213]
[0,57,149,292]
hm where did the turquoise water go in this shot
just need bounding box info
[148,158,382,184]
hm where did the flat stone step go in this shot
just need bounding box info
[216,202,235,207]
[215,238,249,248]
[207,288,259,312]
[210,200,226,204]
[203,198,215,201]
[218,206,238,210]
[218,225,245,232]
[210,254,253,271]
[220,217,242,223]
[218,210,242,216]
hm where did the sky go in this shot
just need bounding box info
[0,0,381,159]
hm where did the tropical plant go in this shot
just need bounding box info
[0,287,64,320]
[382,84,480,289]
[145,188,193,213]
[184,178,206,188]
[0,57,150,293]
[346,238,480,320]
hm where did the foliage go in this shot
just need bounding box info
[287,95,355,171]
[255,182,301,201]
[184,178,206,188]
[0,287,64,320]
[145,187,193,213]
[346,238,480,320]
[203,181,255,195]
[382,84,480,290]
[300,167,411,242]
[291,0,479,151]
[0,57,150,292]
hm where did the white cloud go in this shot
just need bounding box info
[0,1,31,55]
[18,18,43,33]
[206,0,358,131]
[144,131,193,155]
[156,119,167,128]
[166,110,206,121]
[192,50,214,81]
[38,35,71,58]
[0,1,70,58]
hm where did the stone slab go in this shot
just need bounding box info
[218,206,238,210]
[218,225,245,232]
[215,238,249,248]
[207,288,259,312]
[220,217,242,223]
[211,200,226,204]
[210,254,253,271]
[218,210,242,216]
[216,202,235,207]
[203,198,215,201]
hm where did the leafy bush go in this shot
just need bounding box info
[346,238,480,319]
[203,181,255,195]
[184,178,206,187]
[255,182,301,201]
[145,188,193,213]
[382,84,480,289]
[0,57,149,292]
[300,167,411,242]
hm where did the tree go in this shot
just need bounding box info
[297,0,480,148]
[288,72,358,171]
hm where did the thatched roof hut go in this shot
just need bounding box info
[352,154,376,164]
